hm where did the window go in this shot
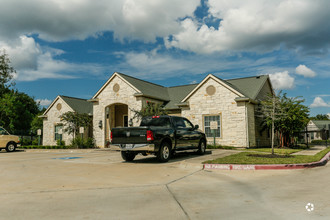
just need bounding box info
[173,117,193,129]
[204,115,221,137]
[54,125,63,141]
[0,127,9,135]
[123,115,128,127]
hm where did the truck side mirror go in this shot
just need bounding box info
[194,125,199,130]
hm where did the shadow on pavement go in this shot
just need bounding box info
[128,150,212,164]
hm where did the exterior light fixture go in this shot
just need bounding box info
[98,120,103,129]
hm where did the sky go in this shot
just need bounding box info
[0,0,330,117]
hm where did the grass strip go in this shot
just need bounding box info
[204,147,330,165]
[245,148,302,155]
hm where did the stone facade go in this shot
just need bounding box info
[181,78,252,147]
[42,97,74,146]
[43,72,273,148]
[92,75,143,147]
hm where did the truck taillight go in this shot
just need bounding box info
[146,130,154,141]
[110,131,113,143]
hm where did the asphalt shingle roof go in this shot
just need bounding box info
[115,73,270,110]
[60,96,93,115]
[311,120,330,130]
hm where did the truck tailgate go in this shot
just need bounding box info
[111,127,149,144]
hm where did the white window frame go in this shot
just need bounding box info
[204,115,221,138]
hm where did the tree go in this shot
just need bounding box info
[0,90,40,134]
[131,102,167,122]
[60,111,92,138]
[31,108,47,133]
[258,92,309,153]
[310,114,330,120]
[257,92,285,154]
[0,50,15,95]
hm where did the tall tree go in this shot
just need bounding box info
[258,92,309,152]
[310,114,330,120]
[131,102,167,123]
[0,90,40,133]
[257,92,284,154]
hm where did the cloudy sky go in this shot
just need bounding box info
[1,0,330,116]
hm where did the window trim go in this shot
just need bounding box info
[54,124,63,141]
[203,114,222,138]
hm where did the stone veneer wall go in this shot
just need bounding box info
[42,98,74,146]
[93,76,142,148]
[181,78,249,147]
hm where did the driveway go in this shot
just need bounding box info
[1,149,329,219]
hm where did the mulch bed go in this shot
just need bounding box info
[247,154,293,158]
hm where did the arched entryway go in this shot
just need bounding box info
[105,103,129,144]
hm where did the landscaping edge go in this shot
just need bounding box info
[203,151,330,170]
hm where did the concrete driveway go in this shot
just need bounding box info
[1,149,329,219]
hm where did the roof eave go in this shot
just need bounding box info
[134,93,170,102]
[234,97,258,104]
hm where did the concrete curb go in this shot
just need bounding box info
[203,151,330,170]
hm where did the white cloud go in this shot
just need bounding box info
[269,71,295,90]
[310,97,330,108]
[36,99,52,107]
[167,0,330,54]
[0,0,199,43]
[295,64,316,77]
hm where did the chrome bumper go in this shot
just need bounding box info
[112,144,155,152]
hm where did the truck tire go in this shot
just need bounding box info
[157,142,171,162]
[197,139,206,155]
[6,142,17,152]
[121,151,136,162]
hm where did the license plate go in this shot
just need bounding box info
[125,144,134,149]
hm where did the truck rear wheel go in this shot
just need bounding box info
[121,151,136,162]
[157,142,171,162]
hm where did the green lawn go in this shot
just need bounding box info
[245,148,302,155]
[204,147,330,165]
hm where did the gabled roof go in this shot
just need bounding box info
[60,96,93,114]
[310,120,330,130]
[92,72,169,101]
[182,74,246,102]
[165,84,198,109]
[226,75,270,100]
[118,73,170,101]
[42,95,93,116]
[92,72,273,110]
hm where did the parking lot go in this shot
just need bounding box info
[1,149,330,219]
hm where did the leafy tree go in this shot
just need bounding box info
[0,50,15,95]
[131,102,167,122]
[0,90,40,134]
[257,92,285,154]
[258,92,309,152]
[31,108,47,133]
[310,114,330,120]
[60,111,92,138]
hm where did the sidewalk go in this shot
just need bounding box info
[291,145,326,155]
[204,146,330,170]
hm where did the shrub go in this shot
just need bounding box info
[56,139,65,147]
[71,137,95,149]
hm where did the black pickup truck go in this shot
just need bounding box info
[111,116,207,162]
